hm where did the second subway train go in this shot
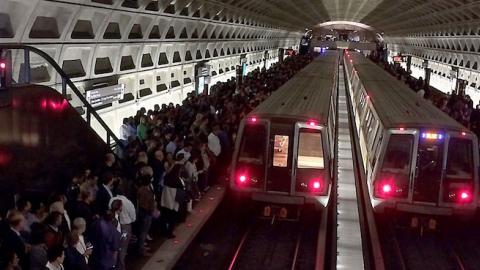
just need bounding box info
[345,51,479,217]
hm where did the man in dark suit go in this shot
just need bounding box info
[96,172,116,216]
[89,211,121,270]
[2,210,29,269]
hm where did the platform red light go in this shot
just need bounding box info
[250,117,257,123]
[0,62,5,69]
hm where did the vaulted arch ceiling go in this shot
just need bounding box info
[217,0,480,36]
[221,0,480,75]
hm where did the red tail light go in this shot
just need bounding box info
[373,173,409,199]
[460,190,470,201]
[239,175,247,183]
[382,184,392,194]
[309,178,323,193]
[447,187,473,203]
[374,181,400,199]
[236,172,249,186]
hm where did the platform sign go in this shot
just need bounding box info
[393,55,403,62]
[86,84,125,107]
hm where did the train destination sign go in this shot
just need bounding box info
[86,84,125,107]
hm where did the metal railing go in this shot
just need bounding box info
[0,44,121,150]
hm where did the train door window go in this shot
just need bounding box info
[375,134,413,198]
[443,138,474,203]
[297,131,324,169]
[273,135,289,167]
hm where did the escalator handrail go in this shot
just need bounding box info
[0,44,121,148]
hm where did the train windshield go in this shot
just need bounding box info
[375,134,413,198]
[446,138,473,180]
[380,134,413,174]
[297,131,324,169]
[443,137,474,203]
[238,124,266,165]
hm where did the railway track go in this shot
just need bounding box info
[227,210,321,270]
[376,216,480,270]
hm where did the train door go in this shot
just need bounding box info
[267,123,293,193]
[412,132,446,204]
[292,123,328,195]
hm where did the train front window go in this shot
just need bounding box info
[443,137,474,203]
[446,138,473,180]
[375,134,413,198]
[238,124,266,165]
[380,134,413,174]
[297,131,324,169]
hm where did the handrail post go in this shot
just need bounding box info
[61,77,67,97]
[107,135,111,148]
[24,49,30,84]
[86,107,91,125]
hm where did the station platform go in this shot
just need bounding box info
[141,185,226,270]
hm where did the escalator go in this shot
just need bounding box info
[0,45,120,215]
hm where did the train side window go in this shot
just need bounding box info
[238,124,266,165]
[380,134,413,174]
[273,135,289,167]
[446,138,473,179]
[297,131,324,169]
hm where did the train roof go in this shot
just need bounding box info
[349,52,465,131]
[249,50,339,124]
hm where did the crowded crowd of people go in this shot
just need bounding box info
[0,53,314,270]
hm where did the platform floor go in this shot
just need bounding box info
[140,185,226,270]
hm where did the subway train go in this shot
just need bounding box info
[230,50,340,209]
[344,51,479,217]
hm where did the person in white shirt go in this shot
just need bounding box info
[119,118,130,142]
[109,195,136,270]
[49,201,71,233]
[45,245,65,270]
[176,143,193,163]
[208,125,221,157]
[166,136,182,154]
